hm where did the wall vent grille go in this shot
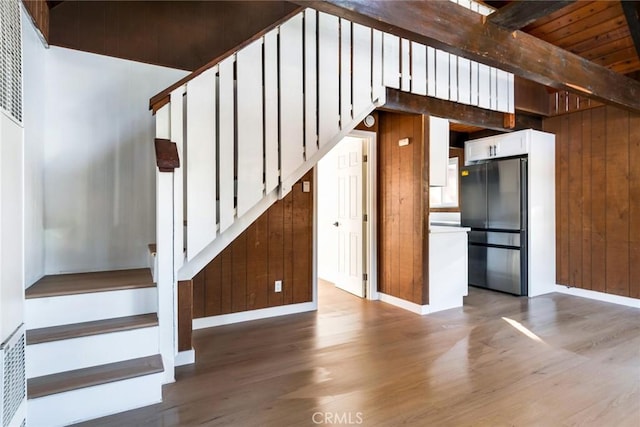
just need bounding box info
[1,326,26,427]
[0,0,22,123]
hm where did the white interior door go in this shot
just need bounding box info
[334,136,365,297]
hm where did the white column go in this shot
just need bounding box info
[155,104,176,384]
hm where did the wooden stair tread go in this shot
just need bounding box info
[26,314,159,345]
[26,268,154,299]
[27,354,164,399]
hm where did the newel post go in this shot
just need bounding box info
[154,105,180,384]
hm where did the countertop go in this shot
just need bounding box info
[429,225,471,234]
[430,220,464,226]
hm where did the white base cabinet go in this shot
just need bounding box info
[428,226,470,312]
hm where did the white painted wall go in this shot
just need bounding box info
[527,130,556,297]
[23,9,46,286]
[41,47,187,275]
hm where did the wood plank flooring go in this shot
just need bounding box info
[78,282,640,426]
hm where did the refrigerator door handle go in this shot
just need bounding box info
[469,242,520,251]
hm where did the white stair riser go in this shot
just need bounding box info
[26,288,157,328]
[27,326,159,378]
[27,372,163,427]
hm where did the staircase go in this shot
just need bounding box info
[150,2,515,396]
[24,269,163,427]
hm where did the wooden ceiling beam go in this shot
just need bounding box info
[295,0,640,112]
[488,0,576,31]
[46,1,64,9]
[381,89,542,132]
[621,0,640,59]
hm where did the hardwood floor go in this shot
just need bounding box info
[79,282,640,426]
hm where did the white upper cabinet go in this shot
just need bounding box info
[465,130,530,164]
[466,138,493,162]
[429,116,450,187]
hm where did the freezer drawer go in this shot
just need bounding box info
[486,246,522,295]
[468,230,520,246]
[468,242,526,295]
[487,231,520,247]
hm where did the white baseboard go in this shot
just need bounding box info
[175,349,195,366]
[554,285,640,309]
[192,302,317,330]
[378,293,429,315]
[377,292,463,315]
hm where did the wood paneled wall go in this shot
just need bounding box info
[192,172,313,318]
[23,0,49,42]
[48,1,299,71]
[177,280,192,351]
[378,112,429,305]
[544,106,640,299]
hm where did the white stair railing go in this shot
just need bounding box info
[152,7,515,374]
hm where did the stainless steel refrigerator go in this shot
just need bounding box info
[460,157,528,295]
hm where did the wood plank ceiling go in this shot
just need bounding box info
[449,122,486,133]
[492,1,640,77]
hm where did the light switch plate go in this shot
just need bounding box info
[302,181,310,193]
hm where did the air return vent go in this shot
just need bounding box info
[0,0,22,123]
[1,325,26,427]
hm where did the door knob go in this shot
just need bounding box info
[333,222,340,227]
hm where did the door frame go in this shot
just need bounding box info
[313,129,378,302]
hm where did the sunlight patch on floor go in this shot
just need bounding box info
[502,317,546,344]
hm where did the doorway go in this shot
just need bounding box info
[316,130,377,300]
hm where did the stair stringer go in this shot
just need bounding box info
[177,99,383,281]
